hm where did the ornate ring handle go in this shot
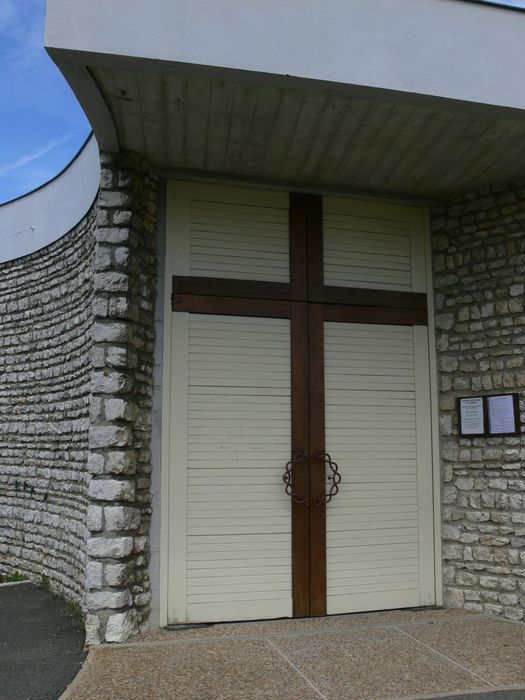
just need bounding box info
[316,452,341,506]
[283,449,309,505]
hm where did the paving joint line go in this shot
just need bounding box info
[265,637,329,700]
[109,614,488,649]
[392,615,486,627]
[478,613,525,628]
[393,625,497,689]
[98,633,270,649]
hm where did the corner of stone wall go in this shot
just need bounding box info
[84,151,159,644]
[431,180,525,623]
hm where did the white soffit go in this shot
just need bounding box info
[45,1,525,198]
[87,67,525,199]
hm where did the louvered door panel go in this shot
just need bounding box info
[171,183,290,282]
[170,313,292,623]
[323,198,426,292]
[324,323,434,614]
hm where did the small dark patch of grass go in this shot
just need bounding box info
[0,571,27,584]
[67,600,85,629]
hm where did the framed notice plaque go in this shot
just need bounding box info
[487,394,520,436]
[458,397,485,436]
[458,394,521,437]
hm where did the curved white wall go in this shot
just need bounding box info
[46,0,525,112]
[0,134,100,263]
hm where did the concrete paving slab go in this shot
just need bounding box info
[61,609,525,700]
[64,639,322,700]
[137,608,483,643]
[267,626,492,700]
[399,618,525,687]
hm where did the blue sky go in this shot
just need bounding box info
[0,0,91,204]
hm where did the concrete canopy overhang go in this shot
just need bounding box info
[45,0,525,201]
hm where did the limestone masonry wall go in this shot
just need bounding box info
[84,153,158,643]
[0,209,96,601]
[0,151,158,644]
[432,181,525,622]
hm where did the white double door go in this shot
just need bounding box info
[167,312,436,624]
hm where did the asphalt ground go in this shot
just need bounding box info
[0,582,86,700]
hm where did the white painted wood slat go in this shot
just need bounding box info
[170,314,292,623]
[323,198,426,292]
[325,322,435,614]
[170,183,290,282]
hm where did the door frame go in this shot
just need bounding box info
[158,180,442,628]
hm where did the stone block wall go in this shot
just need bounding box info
[84,152,158,643]
[0,151,159,643]
[432,181,525,621]
[0,208,96,601]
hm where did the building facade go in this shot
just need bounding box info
[1,0,525,643]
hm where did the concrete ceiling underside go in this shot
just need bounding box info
[90,65,525,200]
